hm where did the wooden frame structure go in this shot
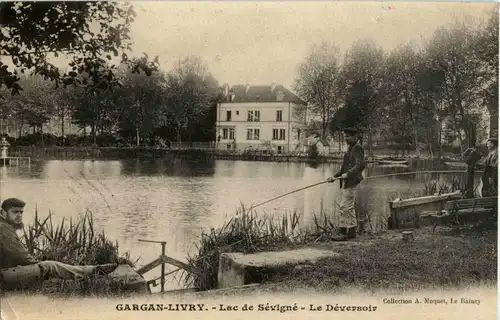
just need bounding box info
[136,239,202,293]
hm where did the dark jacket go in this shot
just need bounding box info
[0,215,38,269]
[334,143,366,189]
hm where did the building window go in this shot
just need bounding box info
[247,128,260,140]
[276,110,283,122]
[272,129,286,140]
[247,110,260,122]
[222,128,235,140]
[226,110,232,121]
[276,91,285,101]
[236,110,239,115]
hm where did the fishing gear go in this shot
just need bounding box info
[245,177,340,212]
[245,169,477,212]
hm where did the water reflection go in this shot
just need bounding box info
[119,158,217,177]
[0,158,480,288]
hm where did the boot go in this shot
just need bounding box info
[332,227,347,241]
[93,263,118,276]
[332,227,357,241]
[347,226,357,239]
[357,220,366,235]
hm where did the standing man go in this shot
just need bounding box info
[0,198,118,286]
[465,138,498,197]
[327,128,366,241]
[481,138,498,197]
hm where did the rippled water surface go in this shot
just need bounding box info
[0,158,472,289]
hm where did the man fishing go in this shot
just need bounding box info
[327,127,366,241]
[0,198,118,284]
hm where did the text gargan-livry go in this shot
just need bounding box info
[116,304,206,311]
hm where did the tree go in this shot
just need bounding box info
[0,75,60,143]
[163,56,221,142]
[0,1,159,97]
[476,8,499,138]
[336,39,385,155]
[112,69,167,146]
[382,43,439,156]
[425,22,485,151]
[293,42,342,140]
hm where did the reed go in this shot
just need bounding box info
[19,208,136,295]
[182,205,310,291]
[22,208,134,266]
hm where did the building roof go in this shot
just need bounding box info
[225,84,306,105]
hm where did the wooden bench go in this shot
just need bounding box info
[428,196,497,233]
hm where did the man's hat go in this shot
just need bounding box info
[343,127,360,136]
[1,198,26,211]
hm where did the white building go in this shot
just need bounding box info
[215,83,308,153]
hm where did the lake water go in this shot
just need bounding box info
[0,158,474,290]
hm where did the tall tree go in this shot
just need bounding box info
[425,22,485,151]
[164,56,221,142]
[0,1,158,97]
[336,39,385,155]
[293,42,342,139]
[112,69,167,146]
[0,75,60,142]
[382,43,437,156]
[476,7,499,138]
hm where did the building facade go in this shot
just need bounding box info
[215,84,308,153]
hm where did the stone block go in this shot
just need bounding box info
[217,248,340,289]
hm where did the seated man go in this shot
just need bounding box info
[0,198,118,283]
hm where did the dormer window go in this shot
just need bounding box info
[276,91,284,101]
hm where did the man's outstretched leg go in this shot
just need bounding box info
[38,261,117,281]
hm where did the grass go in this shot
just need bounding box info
[269,227,497,293]
[14,208,137,296]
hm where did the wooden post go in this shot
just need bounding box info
[161,241,166,293]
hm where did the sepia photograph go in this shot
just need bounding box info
[0,1,497,319]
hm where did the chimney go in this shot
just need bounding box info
[245,84,250,94]
[223,83,229,96]
[271,82,276,92]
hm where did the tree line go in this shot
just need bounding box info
[0,56,221,146]
[0,2,497,154]
[294,9,498,156]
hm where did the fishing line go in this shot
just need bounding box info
[245,169,479,212]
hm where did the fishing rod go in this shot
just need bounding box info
[245,179,336,212]
[245,169,479,212]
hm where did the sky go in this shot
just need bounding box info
[7,1,496,90]
[124,1,496,89]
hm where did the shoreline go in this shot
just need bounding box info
[6,146,464,164]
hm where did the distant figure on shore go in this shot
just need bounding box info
[327,127,366,241]
[0,137,9,159]
[0,198,118,285]
[464,138,498,198]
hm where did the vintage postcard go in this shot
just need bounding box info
[0,1,497,319]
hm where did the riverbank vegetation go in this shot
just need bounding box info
[19,209,135,295]
[183,178,496,292]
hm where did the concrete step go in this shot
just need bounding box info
[218,248,340,289]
